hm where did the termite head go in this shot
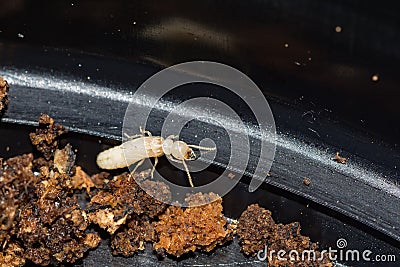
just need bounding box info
[173,141,196,161]
[163,138,196,161]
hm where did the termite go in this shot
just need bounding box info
[96,127,216,187]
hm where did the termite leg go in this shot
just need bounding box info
[166,154,194,187]
[131,158,145,174]
[166,134,179,140]
[151,157,158,178]
[166,154,182,163]
[139,126,152,137]
[124,132,143,139]
[181,159,194,187]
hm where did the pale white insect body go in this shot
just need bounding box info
[96,136,164,170]
[96,128,215,187]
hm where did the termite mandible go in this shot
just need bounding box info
[96,127,216,187]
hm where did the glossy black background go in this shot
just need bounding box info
[0,0,399,144]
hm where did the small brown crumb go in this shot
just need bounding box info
[333,152,347,164]
[227,172,236,179]
[0,153,37,247]
[0,242,25,267]
[303,177,311,186]
[71,166,95,193]
[237,204,275,256]
[0,77,9,112]
[54,143,76,175]
[153,192,234,257]
[90,171,110,188]
[372,74,379,82]
[32,157,53,170]
[29,114,67,160]
[237,204,333,266]
[25,247,51,266]
[111,215,157,256]
[88,208,128,235]
[87,171,171,234]
[83,233,102,248]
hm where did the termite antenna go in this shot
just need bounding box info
[181,159,194,187]
[188,144,216,151]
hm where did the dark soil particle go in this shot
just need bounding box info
[87,172,171,235]
[303,177,311,186]
[237,204,275,256]
[333,152,347,164]
[1,115,101,266]
[29,114,67,160]
[0,77,9,112]
[237,204,333,267]
[111,215,157,256]
[0,153,37,248]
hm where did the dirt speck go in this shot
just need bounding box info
[333,152,347,164]
[0,77,9,112]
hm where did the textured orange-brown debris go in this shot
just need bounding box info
[0,77,9,112]
[0,242,25,267]
[111,215,157,256]
[333,152,347,164]
[87,172,171,234]
[29,114,67,160]
[237,204,333,267]
[153,192,234,257]
[0,115,102,266]
[71,166,95,193]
